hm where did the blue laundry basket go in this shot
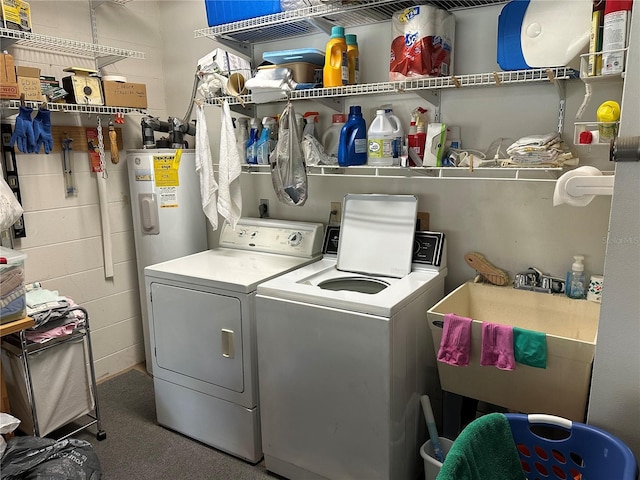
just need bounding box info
[505,413,639,480]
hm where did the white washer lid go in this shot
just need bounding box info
[337,194,417,278]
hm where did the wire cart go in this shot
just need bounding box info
[506,413,638,480]
[0,306,106,441]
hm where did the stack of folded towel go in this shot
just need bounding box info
[437,313,547,370]
[24,286,86,343]
[505,133,576,167]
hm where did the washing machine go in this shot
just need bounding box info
[144,217,324,463]
[255,194,447,480]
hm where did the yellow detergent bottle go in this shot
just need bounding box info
[323,26,347,87]
[346,34,359,85]
[596,100,620,142]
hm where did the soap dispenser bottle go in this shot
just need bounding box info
[567,255,586,299]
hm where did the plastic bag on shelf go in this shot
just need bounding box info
[0,175,23,231]
[302,134,336,166]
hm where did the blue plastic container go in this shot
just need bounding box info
[338,106,367,167]
[204,0,282,27]
[505,413,638,480]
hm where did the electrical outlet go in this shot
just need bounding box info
[259,199,269,218]
[330,201,342,224]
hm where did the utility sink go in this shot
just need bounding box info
[428,282,601,421]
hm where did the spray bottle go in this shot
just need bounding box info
[246,118,260,164]
[407,107,427,166]
[256,116,276,165]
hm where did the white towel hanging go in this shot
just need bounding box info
[195,104,219,230]
[217,101,242,229]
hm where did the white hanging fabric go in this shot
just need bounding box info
[195,104,219,230]
[217,101,242,229]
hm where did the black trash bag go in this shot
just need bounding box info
[1,436,102,480]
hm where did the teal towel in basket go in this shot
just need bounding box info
[436,413,523,480]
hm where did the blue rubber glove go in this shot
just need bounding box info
[10,106,35,154]
[33,108,53,154]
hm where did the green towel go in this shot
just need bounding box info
[436,413,523,480]
[513,327,547,369]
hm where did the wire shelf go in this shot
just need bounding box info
[207,67,578,107]
[238,164,565,180]
[195,0,507,44]
[0,28,145,67]
[2,99,146,116]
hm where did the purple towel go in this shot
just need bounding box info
[480,322,516,371]
[437,313,472,366]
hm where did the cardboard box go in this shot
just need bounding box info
[15,65,40,78]
[1,0,32,32]
[15,64,42,101]
[102,80,147,108]
[102,81,147,108]
[0,52,18,99]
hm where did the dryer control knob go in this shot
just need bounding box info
[288,232,303,246]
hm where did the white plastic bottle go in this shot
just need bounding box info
[367,109,395,166]
[322,113,347,158]
[566,255,586,299]
[384,109,403,165]
[236,118,249,162]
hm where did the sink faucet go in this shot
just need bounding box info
[514,267,565,294]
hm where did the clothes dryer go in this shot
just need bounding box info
[144,218,324,463]
[255,194,447,480]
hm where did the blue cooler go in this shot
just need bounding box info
[205,0,282,26]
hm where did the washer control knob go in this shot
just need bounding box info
[288,232,303,246]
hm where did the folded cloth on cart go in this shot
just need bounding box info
[25,319,83,344]
[437,412,523,480]
[26,287,86,329]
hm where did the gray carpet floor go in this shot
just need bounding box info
[75,369,282,480]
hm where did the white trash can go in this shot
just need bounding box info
[420,437,455,480]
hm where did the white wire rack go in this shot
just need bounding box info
[0,28,145,68]
[238,164,569,181]
[2,99,146,116]
[92,0,133,6]
[195,0,507,44]
[207,67,578,107]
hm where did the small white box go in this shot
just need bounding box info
[197,48,252,80]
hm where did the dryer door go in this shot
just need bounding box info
[150,282,244,393]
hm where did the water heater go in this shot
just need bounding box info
[127,149,208,374]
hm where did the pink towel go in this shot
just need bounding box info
[437,313,472,366]
[480,322,516,371]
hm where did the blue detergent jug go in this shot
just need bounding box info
[338,106,367,167]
